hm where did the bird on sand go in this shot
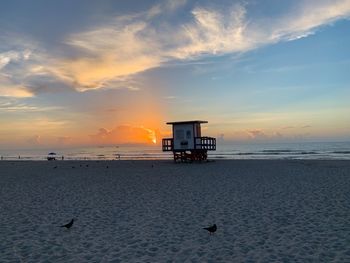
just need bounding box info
[60,219,75,229]
[203,224,217,234]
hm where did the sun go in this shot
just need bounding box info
[152,138,157,144]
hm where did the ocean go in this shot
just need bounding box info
[1,141,350,161]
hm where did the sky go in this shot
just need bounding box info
[0,0,349,148]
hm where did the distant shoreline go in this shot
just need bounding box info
[1,159,350,163]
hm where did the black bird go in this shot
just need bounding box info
[203,224,217,234]
[53,166,57,169]
[60,219,75,229]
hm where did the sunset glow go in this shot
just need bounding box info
[0,0,349,149]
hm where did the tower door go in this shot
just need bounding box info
[173,124,194,150]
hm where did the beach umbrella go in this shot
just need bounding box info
[47,152,57,160]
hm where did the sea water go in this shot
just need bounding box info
[213,141,350,160]
[1,141,350,160]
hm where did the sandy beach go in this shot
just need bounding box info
[1,160,349,262]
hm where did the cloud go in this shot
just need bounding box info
[0,45,79,96]
[62,21,163,91]
[271,0,350,41]
[1,0,350,93]
[0,99,62,112]
[234,129,310,141]
[217,133,225,142]
[273,131,283,139]
[90,125,158,144]
[146,0,187,18]
[165,96,177,100]
[173,3,250,58]
[247,129,267,139]
[58,3,249,89]
[281,126,294,129]
[0,98,39,112]
[0,85,34,98]
[27,135,41,145]
[176,0,350,58]
[0,49,35,97]
[0,50,31,70]
[57,136,72,145]
[60,0,350,90]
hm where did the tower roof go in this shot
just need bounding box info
[166,120,208,125]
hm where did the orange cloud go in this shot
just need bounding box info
[57,136,72,145]
[90,125,160,145]
[0,78,33,98]
[2,1,350,94]
[247,129,267,139]
[26,134,41,145]
[61,22,163,90]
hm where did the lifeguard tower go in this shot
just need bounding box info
[162,120,216,162]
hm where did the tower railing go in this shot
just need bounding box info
[162,138,173,151]
[195,136,216,150]
[162,136,216,151]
